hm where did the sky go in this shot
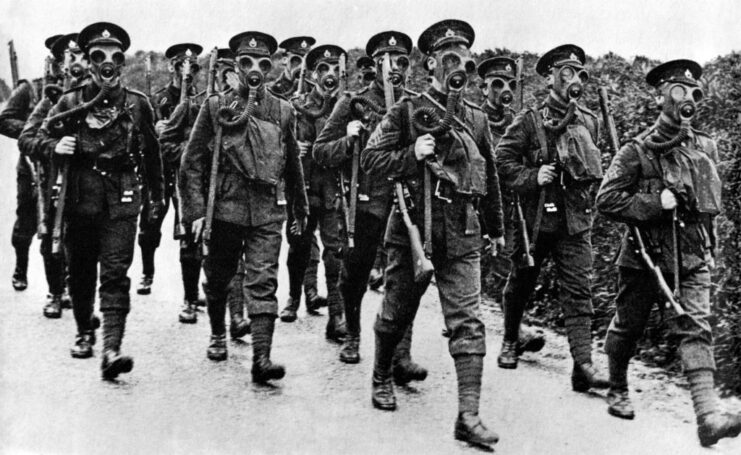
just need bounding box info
[1,0,739,81]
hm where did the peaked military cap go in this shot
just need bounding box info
[536,44,585,77]
[417,19,475,55]
[45,34,64,50]
[165,43,203,61]
[477,56,517,79]
[279,36,315,56]
[50,34,79,61]
[356,55,374,70]
[229,31,277,57]
[366,31,412,58]
[78,22,130,52]
[216,47,235,63]
[646,59,702,88]
[305,44,346,70]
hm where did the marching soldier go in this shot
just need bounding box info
[0,34,63,291]
[17,33,88,318]
[38,22,164,379]
[476,56,545,355]
[136,43,203,308]
[280,43,347,341]
[361,20,504,447]
[495,45,609,392]
[313,31,428,386]
[180,31,308,382]
[596,60,741,446]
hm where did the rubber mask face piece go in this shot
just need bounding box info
[553,65,588,101]
[236,54,273,89]
[88,44,125,86]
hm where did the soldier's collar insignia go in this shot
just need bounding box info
[505,64,512,72]
[102,29,111,38]
[389,36,397,46]
[324,49,331,58]
[249,38,257,48]
[445,29,455,38]
[301,40,307,48]
[685,69,694,79]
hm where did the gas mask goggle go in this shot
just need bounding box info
[552,64,589,101]
[483,76,516,107]
[660,82,704,120]
[313,61,340,93]
[235,54,272,90]
[88,44,125,85]
[64,47,88,80]
[375,53,409,87]
[429,45,476,93]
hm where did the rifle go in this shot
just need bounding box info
[50,74,75,253]
[516,56,525,111]
[382,52,433,283]
[144,53,152,98]
[172,58,192,239]
[513,57,534,266]
[598,87,619,154]
[8,40,19,87]
[336,52,354,249]
[206,47,217,97]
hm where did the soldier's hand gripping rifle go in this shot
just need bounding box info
[382,53,434,283]
[514,57,535,267]
[8,40,19,87]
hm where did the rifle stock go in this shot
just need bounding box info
[514,194,535,267]
[598,87,620,154]
[51,160,69,255]
[201,119,222,257]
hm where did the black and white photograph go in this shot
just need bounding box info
[1,0,741,453]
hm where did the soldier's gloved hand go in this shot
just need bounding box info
[491,235,506,257]
[414,134,435,161]
[191,217,205,242]
[54,136,76,155]
[290,216,307,236]
[347,120,364,138]
[297,141,311,159]
[661,189,677,210]
[225,72,240,92]
[537,164,558,186]
[148,199,166,222]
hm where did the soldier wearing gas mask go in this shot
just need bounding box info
[18,33,90,319]
[361,20,504,448]
[281,44,347,342]
[313,31,427,383]
[495,45,608,393]
[596,60,741,447]
[477,57,546,356]
[38,22,165,380]
[269,36,315,99]
[180,31,308,383]
[137,43,203,314]
[0,34,65,292]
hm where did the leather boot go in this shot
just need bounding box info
[572,362,610,392]
[70,331,94,358]
[497,340,519,369]
[206,334,227,361]
[326,314,348,343]
[371,374,396,411]
[698,412,741,447]
[454,412,499,448]
[305,289,326,314]
[137,274,153,295]
[251,315,284,383]
[12,269,27,291]
[392,326,427,384]
[43,294,63,319]
[101,349,134,380]
[179,299,198,324]
[279,298,299,323]
[607,348,634,419]
[685,368,741,446]
[607,388,635,419]
[61,286,72,309]
[339,334,360,364]
[229,314,251,339]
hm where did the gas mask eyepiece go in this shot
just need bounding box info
[667,83,703,120]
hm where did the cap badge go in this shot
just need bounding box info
[505,64,512,72]
[249,38,257,48]
[389,36,397,46]
[324,49,331,58]
[69,40,77,49]
[569,53,578,61]
[102,29,111,38]
[685,69,694,80]
[185,48,193,57]
[300,40,307,48]
[445,29,455,38]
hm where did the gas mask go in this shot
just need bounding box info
[550,64,589,102]
[169,57,200,87]
[658,82,703,122]
[64,48,88,81]
[282,53,304,82]
[88,44,125,87]
[483,76,516,108]
[426,44,476,94]
[374,53,409,88]
[312,61,340,94]
[235,54,272,91]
